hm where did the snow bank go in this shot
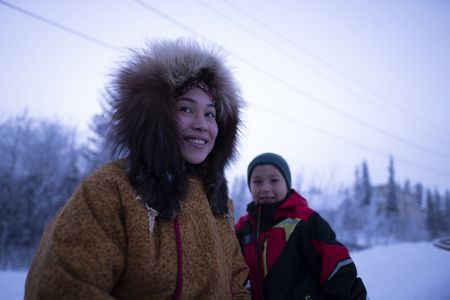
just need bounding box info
[351,241,450,300]
[1,242,449,300]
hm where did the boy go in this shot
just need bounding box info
[236,152,367,299]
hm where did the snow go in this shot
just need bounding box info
[351,242,450,300]
[0,270,27,300]
[1,242,449,300]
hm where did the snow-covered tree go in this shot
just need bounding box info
[353,166,362,203]
[0,114,83,268]
[342,161,374,247]
[444,191,450,232]
[229,176,250,220]
[426,189,439,239]
[403,180,411,194]
[81,111,113,175]
[414,183,424,207]
[360,161,372,207]
[385,156,398,215]
[434,189,449,236]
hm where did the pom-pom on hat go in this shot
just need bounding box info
[247,152,291,189]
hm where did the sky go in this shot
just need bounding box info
[2,241,449,299]
[1,0,450,194]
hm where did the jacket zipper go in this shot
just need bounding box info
[262,237,269,277]
[255,204,265,300]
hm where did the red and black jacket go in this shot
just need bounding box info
[235,190,367,300]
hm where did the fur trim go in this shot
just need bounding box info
[107,38,243,218]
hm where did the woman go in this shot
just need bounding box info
[25,39,250,299]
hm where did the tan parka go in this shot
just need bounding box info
[25,161,250,299]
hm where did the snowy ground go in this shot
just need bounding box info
[1,241,449,299]
[351,241,450,300]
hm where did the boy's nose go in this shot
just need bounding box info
[261,182,271,191]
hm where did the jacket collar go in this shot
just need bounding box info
[246,189,308,218]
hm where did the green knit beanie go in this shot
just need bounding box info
[247,152,291,189]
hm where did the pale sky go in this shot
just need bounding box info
[1,0,450,193]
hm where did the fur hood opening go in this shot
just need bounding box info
[106,38,244,219]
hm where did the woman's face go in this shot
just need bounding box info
[249,164,288,204]
[175,87,218,164]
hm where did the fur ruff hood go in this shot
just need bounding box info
[107,39,243,219]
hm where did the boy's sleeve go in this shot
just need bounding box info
[302,213,367,300]
[24,173,126,300]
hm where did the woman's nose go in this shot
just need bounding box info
[192,114,208,132]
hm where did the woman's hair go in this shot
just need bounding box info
[106,38,244,218]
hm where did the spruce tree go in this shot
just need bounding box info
[426,189,439,239]
[403,180,411,194]
[445,191,450,232]
[353,166,362,204]
[385,156,398,215]
[414,183,423,207]
[81,111,112,174]
[434,189,446,235]
[361,161,372,206]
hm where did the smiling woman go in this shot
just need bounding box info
[24,38,250,300]
[175,85,218,165]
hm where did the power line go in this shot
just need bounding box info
[197,0,450,145]
[132,0,200,37]
[132,0,450,159]
[130,0,450,179]
[0,0,120,52]
[253,103,450,177]
[221,0,450,137]
[233,55,450,160]
[2,0,448,178]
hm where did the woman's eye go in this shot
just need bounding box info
[205,111,216,118]
[178,106,192,113]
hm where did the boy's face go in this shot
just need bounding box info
[249,164,288,204]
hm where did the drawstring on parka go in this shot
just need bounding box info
[144,203,183,300]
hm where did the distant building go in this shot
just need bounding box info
[372,184,427,225]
